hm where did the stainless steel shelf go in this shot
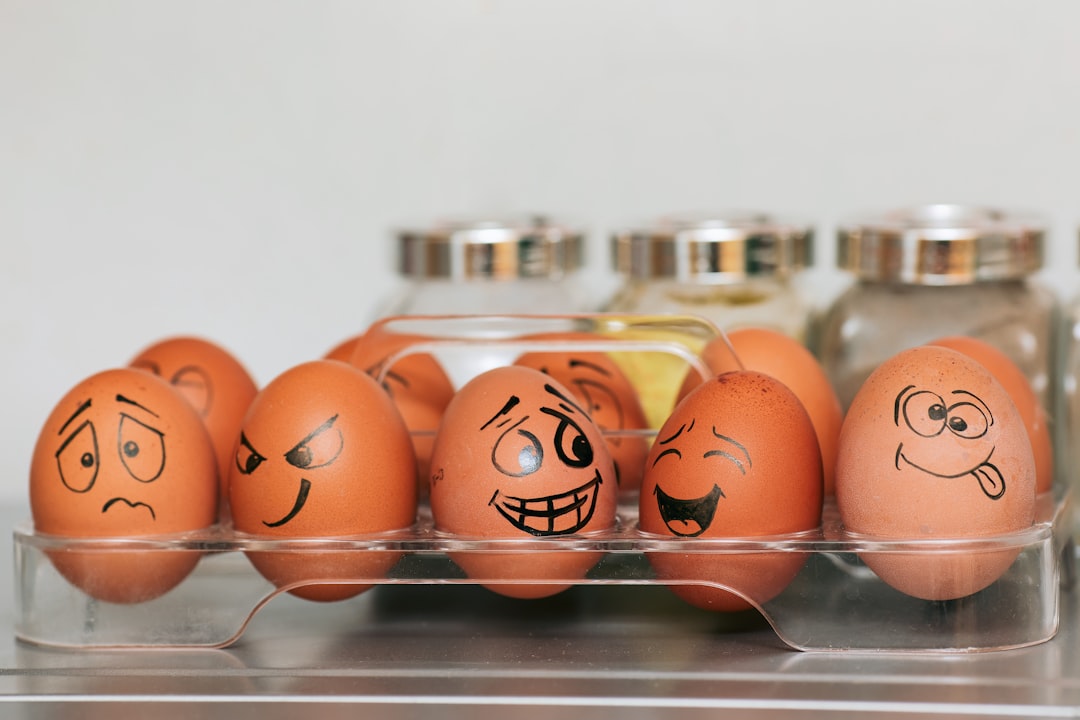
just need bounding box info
[2,503,1078,719]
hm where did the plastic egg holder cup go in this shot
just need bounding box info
[12,314,1072,653]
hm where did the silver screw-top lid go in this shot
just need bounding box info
[397,215,585,281]
[837,204,1045,284]
[611,212,813,282]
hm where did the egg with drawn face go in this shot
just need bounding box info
[835,345,1037,601]
[639,370,823,612]
[229,360,418,602]
[29,368,218,603]
[428,365,618,598]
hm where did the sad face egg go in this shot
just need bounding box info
[29,368,218,603]
[835,345,1037,601]
[428,365,618,598]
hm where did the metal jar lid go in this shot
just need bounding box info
[397,215,585,281]
[611,212,813,282]
[837,205,1045,284]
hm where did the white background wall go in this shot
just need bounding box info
[3,0,1080,507]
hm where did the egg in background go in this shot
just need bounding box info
[678,327,843,495]
[229,359,418,601]
[129,335,258,517]
[428,365,618,599]
[928,335,1053,495]
[640,370,823,612]
[341,329,455,495]
[30,368,218,603]
[835,345,1037,601]
[514,332,650,496]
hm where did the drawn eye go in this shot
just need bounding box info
[285,416,343,470]
[56,420,99,493]
[550,412,594,469]
[235,433,265,475]
[945,401,990,439]
[170,365,212,417]
[493,421,544,477]
[574,380,622,427]
[118,414,166,483]
[902,390,948,438]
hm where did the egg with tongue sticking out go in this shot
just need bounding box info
[428,365,618,599]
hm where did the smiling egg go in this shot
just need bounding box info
[835,345,1037,600]
[428,365,618,599]
[29,368,218,603]
[228,360,417,601]
[639,370,823,612]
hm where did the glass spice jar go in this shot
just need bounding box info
[377,215,593,317]
[815,205,1058,421]
[603,212,815,341]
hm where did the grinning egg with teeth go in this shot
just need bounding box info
[428,365,618,598]
[639,370,823,612]
[228,360,417,602]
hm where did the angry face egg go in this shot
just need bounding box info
[640,370,823,612]
[29,368,218,603]
[835,345,1037,601]
[428,365,618,598]
[228,359,418,601]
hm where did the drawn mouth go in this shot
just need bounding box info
[896,444,1005,500]
[654,483,723,537]
[102,497,156,521]
[489,470,603,536]
[264,478,311,528]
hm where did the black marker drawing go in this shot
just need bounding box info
[488,470,603,536]
[893,385,1004,500]
[654,483,724,537]
[102,496,156,520]
[650,421,751,536]
[482,387,604,536]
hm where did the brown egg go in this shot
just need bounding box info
[640,370,823,612]
[429,365,618,599]
[129,336,258,516]
[835,345,1037,601]
[928,335,1053,494]
[679,328,843,495]
[29,368,218,603]
[229,359,417,602]
[346,329,455,494]
[514,333,650,495]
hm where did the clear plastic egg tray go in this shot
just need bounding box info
[12,314,1075,653]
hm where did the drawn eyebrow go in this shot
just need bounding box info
[482,396,520,431]
[58,398,92,436]
[658,418,695,445]
[950,389,994,426]
[542,383,587,416]
[116,394,159,418]
[567,358,611,376]
[894,384,916,425]
[705,427,752,474]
